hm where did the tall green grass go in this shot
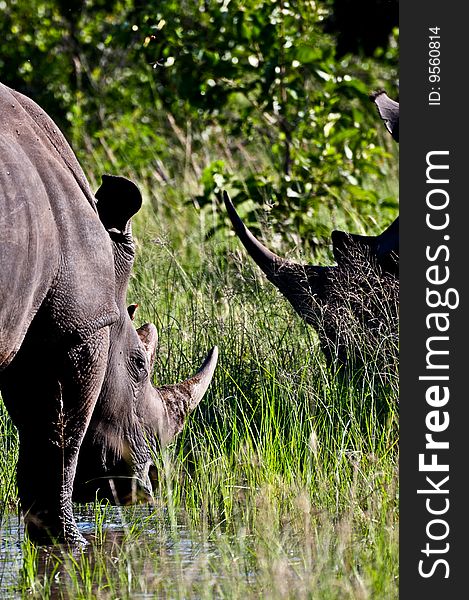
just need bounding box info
[0,135,398,597]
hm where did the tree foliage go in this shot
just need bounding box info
[1,0,398,246]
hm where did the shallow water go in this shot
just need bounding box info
[0,513,24,599]
[0,505,222,599]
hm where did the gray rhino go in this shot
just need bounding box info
[224,91,399,373]
[0,82,218,545]
[372,90,399,142]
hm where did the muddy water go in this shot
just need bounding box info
[0,506,221,599]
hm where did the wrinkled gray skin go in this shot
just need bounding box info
[224,92,399,371]
[0,83,218,545]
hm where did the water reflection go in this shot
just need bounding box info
[0,513,23,599]
[1,505,220,599]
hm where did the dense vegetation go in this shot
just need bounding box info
[1,1,399,597]
[1,0,398,244]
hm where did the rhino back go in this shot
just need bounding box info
[0,84,119,367]
[1,83,95,207]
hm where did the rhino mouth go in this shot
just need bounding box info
[74,469,154,506]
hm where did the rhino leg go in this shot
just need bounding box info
[0,327,109,545]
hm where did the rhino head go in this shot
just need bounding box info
[224,192,398,371]
[223,92,399,373]
[73,175,218,504]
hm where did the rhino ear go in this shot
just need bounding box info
[331,218,399,276]
[331,230,357,265]
[371,90,399,142]
[95,175,142,233]
[127,303,139,321]
[136,323,158,371]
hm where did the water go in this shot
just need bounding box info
[0,505,222,599]
[0,513,24,599]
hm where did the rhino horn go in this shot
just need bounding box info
[181,345,218,411]
[156,346,218,441]
[223,191,330,326]
[160,346,218,410]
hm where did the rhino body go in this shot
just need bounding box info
[224,92,399,373]
[0,82,217,544]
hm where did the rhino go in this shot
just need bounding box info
[372,90,399,142]
[224,91,399,373]
[0,82,218,545]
